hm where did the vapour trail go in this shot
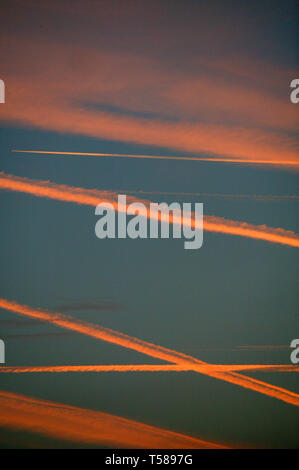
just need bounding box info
[0,365,297,373]
[0,298,298,407]
[0,172,298,247]
[12,149,299,167]
[0,390,226,448]
[101,190,299,202]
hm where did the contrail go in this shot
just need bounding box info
[0,172,298,247]
[0,390,226,448]
[100,189,299,202]
[0,298,298,407]
[12,149,299,167]
[0,364,297,373]
[1,331,75,340]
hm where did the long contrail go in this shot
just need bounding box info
[1,298,298,407]
[12,149,299,167]
[0,172,298,247]
[0,364,297,373]
[0,390,226,448]
[98,189,299,202]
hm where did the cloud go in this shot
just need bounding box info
[8,167,299,200]
[1,364,297,374]
[1,31,298,169]
[0,319,42,328]
[56,301,124,313]
[0,390,227,448]
[12,149,299,168]
[1,331,75,340]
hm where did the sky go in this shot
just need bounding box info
[0,0,298,448]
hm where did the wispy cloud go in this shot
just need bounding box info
[0,319,42,328]
[87,190,299,203]
[1,30,298,170]
[0,390,226,448]
[1,331,75,340]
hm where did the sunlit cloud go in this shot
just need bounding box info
[1,364,297,374]
[12,149,299,168]
[1,31,298,170]
[0,390,226,448]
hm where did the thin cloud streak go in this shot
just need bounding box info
[0,298,298,407]
[1,331,75,340]
[0,172,298,247]
[12,150,299,167]
[106,191,299,202]
[0,390,226,449]
[56,300,124,312]
[0,364,298,373]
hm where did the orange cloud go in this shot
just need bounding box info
[1,365,297,374]
[1,35,298,169]
[12,149,299,168]
[0,172,298,247]
[3,98,298,167]
[164,75,299,133]
[0,390,226,448]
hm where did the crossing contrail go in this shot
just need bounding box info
[0,172,298,247]
[0,298,298,407]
